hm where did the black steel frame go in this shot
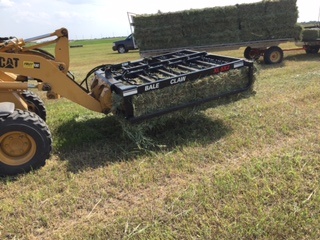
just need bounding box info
[95,49,254,123]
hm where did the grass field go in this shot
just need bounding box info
[0,39,319,239]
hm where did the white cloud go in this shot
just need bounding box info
[55,0,98,5]
[54,11,84,20]
[12,10,50,24]
[0,0,14,8]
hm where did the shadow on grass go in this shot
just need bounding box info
[110,50,140,56]
[54,113,231,173]
[284,52,320,62]
[253,52,319,69]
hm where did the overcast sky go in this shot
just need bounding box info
[0,0,318,39]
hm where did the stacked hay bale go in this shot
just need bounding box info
[133,0,298,51]
[300,28,320,41]
[238,0,298,41]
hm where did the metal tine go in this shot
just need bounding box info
[119,50,209,84]
[138,74,155,83]
[157,68,176,77]
[195,60,219,67]
[177,64,198,72]
[163,66,182,75]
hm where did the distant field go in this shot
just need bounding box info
[0,40,319,239]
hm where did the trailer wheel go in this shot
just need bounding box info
[244,47,253,59]
[244,47,261,60]
[21,90,47,121]
[0,110,52,176]
[305,46,319,54]
[264,46,283,64]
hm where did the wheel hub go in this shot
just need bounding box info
[0,131,36,166]
[270,52,280,62]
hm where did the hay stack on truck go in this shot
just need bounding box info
[295,24,320,54]
[0,27,255,176]
[133,0,315,64]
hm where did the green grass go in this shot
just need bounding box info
[0,41,319,239]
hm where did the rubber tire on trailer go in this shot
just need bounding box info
[244,47,252,59]
[244,46,260,60]
[117,45,127,54]
[264,46,284,64]
[0,110,52,176]
[305,46,320,54]
[21,90,47,121]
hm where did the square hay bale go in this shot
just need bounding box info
[265,0,297,13]
[180,6,239,33]
[238,0,298,41]
[134,5,241,50]
[237,1,266,20]
[113,67,255,119]
[301,28,320,41]
[133,70,248,117]
[294,24,304,40]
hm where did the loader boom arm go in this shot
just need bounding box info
[0,28,103,113]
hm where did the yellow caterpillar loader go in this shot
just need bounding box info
[0,28,255,176]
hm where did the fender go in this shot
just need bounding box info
[0,102,14,117]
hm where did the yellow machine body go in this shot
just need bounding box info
[0,28,112,114]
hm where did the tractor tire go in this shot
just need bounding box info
[264,46,283,64]
[21,90,47,121]
[0,110,52,176]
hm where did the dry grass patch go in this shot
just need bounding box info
[0,41,319,239]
